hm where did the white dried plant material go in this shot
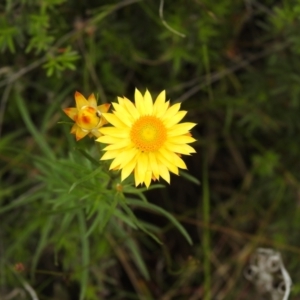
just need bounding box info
[244,248,292,300]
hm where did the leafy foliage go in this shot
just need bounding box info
[1,0,300,299]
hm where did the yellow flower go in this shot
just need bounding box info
[97,89,197,187]
[63,91,110,141]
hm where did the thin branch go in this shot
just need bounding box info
[76,39,107,103]
[107,235,147,298]
[0,84,13,137]
[23,282,39,300]
[0,0,142,89]
[1,288,26,300]
[159,0,186,38]
[174,42,290,103]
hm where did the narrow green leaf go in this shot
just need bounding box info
[85,207,105,237]
[120,201,162,244]
[113,209,137,229]
[31,216,53,280]
[15,91,55,159]
[126,238,150,279]
[180,170,201,185]
[0,185,44,215]
[69,167,103,192]
[126,199,192,245]
[76,148,101,167]
[78,210,89,300]
[98,195,119,234]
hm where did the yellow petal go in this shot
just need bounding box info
[75,91,89,109]
[159,148,187,169]
[134,167,142,186]
[117,97,125,105]
[173,153,187,169]
[135,88,146,116]
[109,157,121,170]
[87,93,97,107]
[75,127,89,141]
[70,123,78,134]
[164,111,187,128]
[97,135,123,144]
[110,149,136,170]
[112,102,135,123]
[113,109,134,128]
[164,142,196,155]
[123,97,140,120]
[144,89,153,115]
[99,127,129,138]
[161,103,181,121]
[144,170,152,188]
[104,140,131,151]
[153,90,166,116]
[158,164,170,183]
[98,117,108,127]
[156,151,178,175]
[90,128,102,138]
[121,158,137,181]
[101,113,127,128]
[110,161,121,171]
[63,107,78,121]
[101,150,120,160]
[168,135,196,144]
[148,152,160,180]
[136,152,148,185]
[98,103,111,113]
[156,101,170,119]
[119,148,139,168]
[167,122,197,137]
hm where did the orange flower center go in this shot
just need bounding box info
[130,116,167,152]
[77,106,101,130]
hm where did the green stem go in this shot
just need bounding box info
[202,42,212,299]
[15,89,55,160]
[202,44,214,102]
[202,152,211,300]
[78,210,89,300]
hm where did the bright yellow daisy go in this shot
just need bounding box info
[63,91,110,141]
[96,89,197,188]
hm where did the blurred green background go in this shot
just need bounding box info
[1,0,300,299]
